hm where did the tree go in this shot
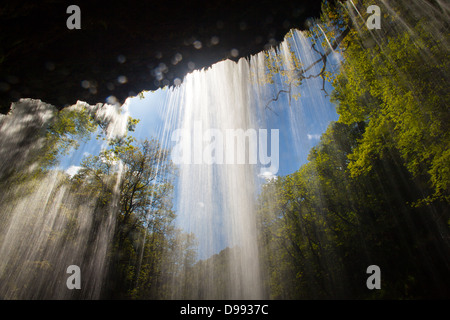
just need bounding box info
[261,0,357,113]
[331,0,450,204]
[0,101,123,299]
[0,102,195,299]
[258,119,450,299]
[0,100,99,192]
[257,1,450,298]
[71,127,178,298]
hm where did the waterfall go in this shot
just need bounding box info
[152,27,340,299]
[0,100,129,299]
[1,0,447,300]
[0,23,338,300]
[162,59,264,299]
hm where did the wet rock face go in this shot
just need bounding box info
[0,0,324,112]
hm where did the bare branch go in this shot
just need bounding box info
[265,26,351,113]
[264,85,291,115]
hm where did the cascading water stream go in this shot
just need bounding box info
[0,0,448,300]
[0,100,130,299]
[0,13,345,300]
[118,0,450,299]
[161,59,264,299]
[150,25,341,299]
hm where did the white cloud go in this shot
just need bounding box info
[307,133,321,140]
[258,170,277,181]
[65,165,82,177]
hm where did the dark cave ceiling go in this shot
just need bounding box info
[0,0,338,113]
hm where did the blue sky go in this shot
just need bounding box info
[58,31,341,259]
[58,78,339,259]
[126,76,339,179]
[62,27,342,180]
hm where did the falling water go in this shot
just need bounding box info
[139,0,449,299]
[0,99,129,299]
[0,19,341,300]
[0,0,447,300]
[161,59,264,299]
[153,26,340,299]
